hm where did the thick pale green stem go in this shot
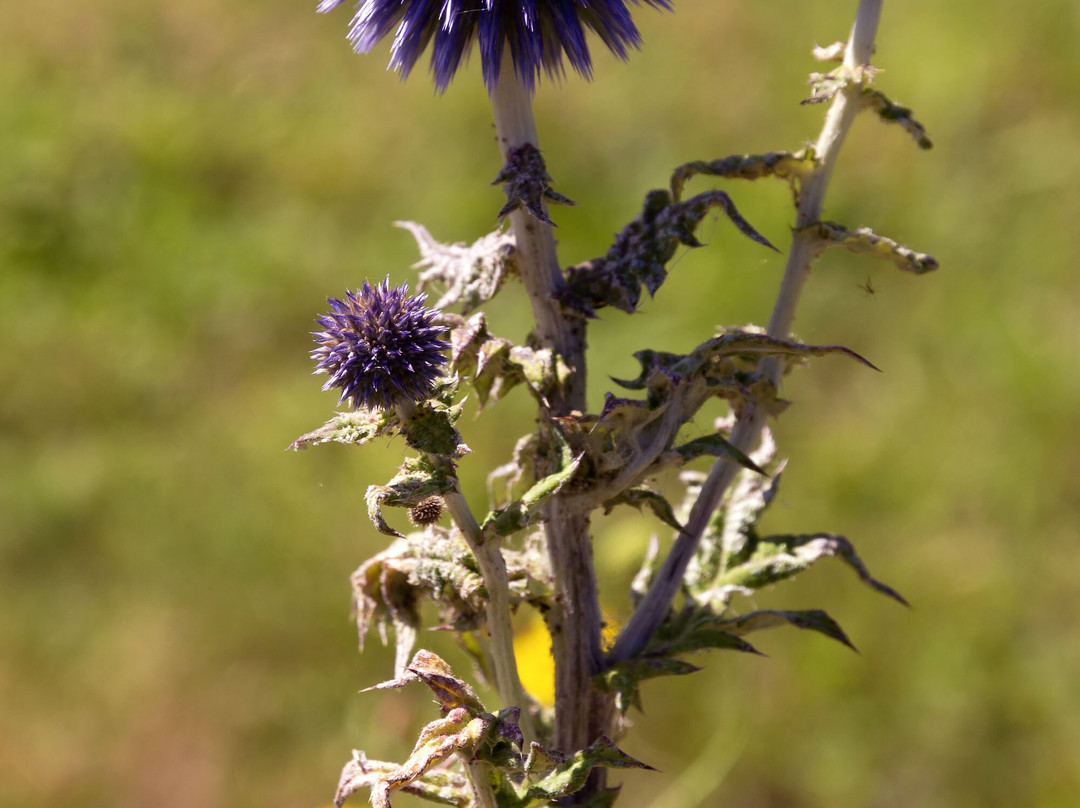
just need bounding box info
[608,0,884,665]
[489,63,605,760]
[443,490,536,746]
[461,756,498,808]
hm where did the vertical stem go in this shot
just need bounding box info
[608,0,884,665]
[489,62,605,761]
[443,490,537,745]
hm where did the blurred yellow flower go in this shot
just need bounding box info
[513,612,620,708]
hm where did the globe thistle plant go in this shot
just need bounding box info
[316,0,671,91]
[300,2,940,808]
[312,278,449,411]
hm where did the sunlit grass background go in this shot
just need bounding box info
[3,1,1079,807]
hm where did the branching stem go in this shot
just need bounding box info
[607,0,884,665]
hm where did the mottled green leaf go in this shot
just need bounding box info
[799,220,939,275]
[562,187,776,317]
[493,143,574,226]
[669,150,817,201]
[483,453,582,540]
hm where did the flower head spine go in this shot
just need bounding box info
[312,278,450,411]
[317,0,672,92]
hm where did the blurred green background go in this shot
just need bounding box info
[3,1,1078,806]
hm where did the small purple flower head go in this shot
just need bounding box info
[312,278,450,411]
[316,0,672,92]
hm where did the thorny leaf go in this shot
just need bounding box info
[400,393,471,459]
[444,313,571,409]
[351,525,555,680]
[289,406,398,451]
[670,433,765,475]
[601,486,683,533]
[290,382,468,458]
[336,752,471,808]
[669,150,817,202]
[556,329,873,516]
[362,706,490,808]
[351,527,486,672]
[365,650,487,715]
[613,331,880,394]
[712,608,859,652]
[493,143,574,226]
[597,656,702,713]
[713,532,909,607]
[798,220,939,274]
[863,89,933,149]
[561,188,777,317]
[482,452,582,541]
[683,428,783,596]
[801,60,932,148]
[399,221,518,314]
[366,455,459,538]
[513,737,654,806]
[803,62,879,105]
[445,312,525,409]
[601,604,763,715]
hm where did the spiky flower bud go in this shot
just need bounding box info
[316,0,671,92]
[408,495,446,526]
[312,278,449,411]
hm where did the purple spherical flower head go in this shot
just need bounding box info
[316,0,672,92]
[312,278,450,411]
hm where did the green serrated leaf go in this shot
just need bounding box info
[799,220,939,275]
[602,487,684,532]
[652,628,762,658]
[716,532,908,606]
[716,608,858,652]
[597,656,702,712]
[672,433,765,475]
[520,737,653,803]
